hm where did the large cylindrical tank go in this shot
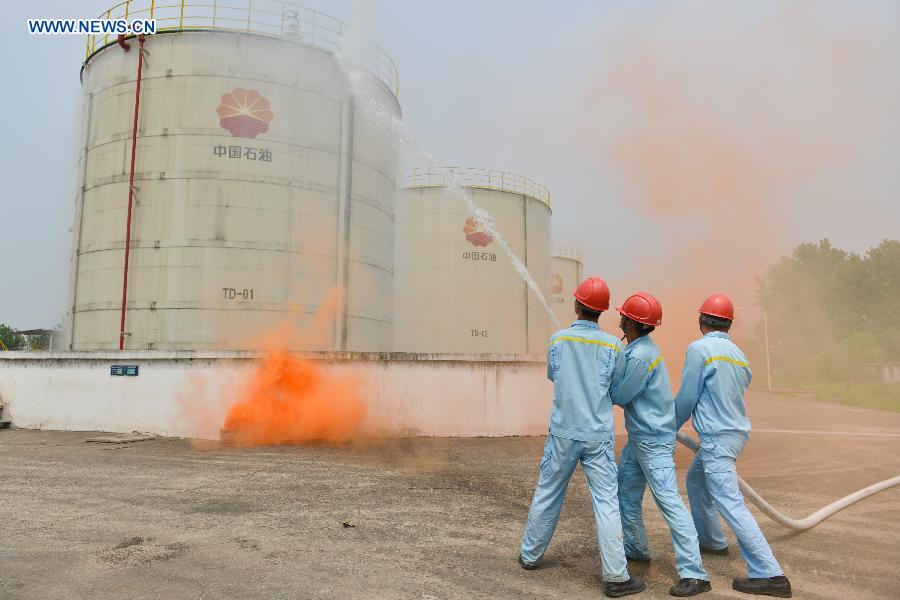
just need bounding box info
[66,2,399,351]
[394,168,552,354]
[549,245,583,329]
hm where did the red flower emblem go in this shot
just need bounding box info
[551,273,564,294]
[217,88,273,139]
[463,217,493,247]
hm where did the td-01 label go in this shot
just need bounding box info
[223,288,255,300]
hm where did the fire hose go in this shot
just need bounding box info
[675,432,900,530]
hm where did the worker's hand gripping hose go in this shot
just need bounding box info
[675,432,900,530]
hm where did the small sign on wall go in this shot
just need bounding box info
[110,365,139,377]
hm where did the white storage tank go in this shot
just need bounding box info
[394,168,552,354]
[66,2,400,351]
[549,245,584,329]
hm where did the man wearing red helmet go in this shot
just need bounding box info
[674,295,792,598]
[520,277,645,598]
[612,292,711,597]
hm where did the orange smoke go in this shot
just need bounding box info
[176,288,372,446]
[222,345,366,446]
[216,290,366,447]
[582,1,899,379]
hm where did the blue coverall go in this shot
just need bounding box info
[674,331,784,579]
[520,320,631,583]
[611,335,708,581]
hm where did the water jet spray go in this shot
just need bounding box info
[334,37,560,330]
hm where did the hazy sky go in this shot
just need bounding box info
[2,0,898,329]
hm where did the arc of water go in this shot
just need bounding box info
[334,48,560,330]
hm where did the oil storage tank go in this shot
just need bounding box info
[394,168,552,354]
[549,245,583,328]
[67,1,399,351]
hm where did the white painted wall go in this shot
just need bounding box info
[0,352,553,439]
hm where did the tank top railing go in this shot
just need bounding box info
[403,167,551,208]
[85,0,400,98]
[551,244,582,263]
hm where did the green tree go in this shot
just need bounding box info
[860,240,900,355]
[755,238,899,383]
[755,240,854,378]
[0,324,26,351]
[27,332,52,351]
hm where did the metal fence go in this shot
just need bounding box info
[403,167,551,208]
[85,0,400,97]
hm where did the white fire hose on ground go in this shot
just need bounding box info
[675,432,900,530]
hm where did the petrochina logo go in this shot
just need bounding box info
[463,217,493,247]
[217,88,273,139]
[551,273,564,294]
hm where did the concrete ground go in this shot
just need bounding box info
[1,392,899,600]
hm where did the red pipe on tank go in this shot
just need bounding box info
[119,35,145,350]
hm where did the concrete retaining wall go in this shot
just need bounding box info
[0,352,552,439]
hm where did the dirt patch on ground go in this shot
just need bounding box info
[1,392,898,599]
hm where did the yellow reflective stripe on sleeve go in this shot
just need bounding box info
[705,355,749,368]
[647,355,664,372]
[550,336,621,352]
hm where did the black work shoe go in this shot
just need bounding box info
[626,554,651,563]
[518,555,537,570]
[699,545,729,555]
[670,578,712,597]
[605,577,646,598]
[732,576,792,598]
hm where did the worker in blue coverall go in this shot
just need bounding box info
[674,294,792,598]
[520,277,645,598]
[611,292,711,597]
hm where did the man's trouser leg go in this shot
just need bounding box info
[617,440,650,561]
[581,439,630,583]
[637,441,708,581]
[698,438,783,579]
[686,452,728,551]
[520,434,579,564]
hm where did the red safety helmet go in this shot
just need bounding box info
[616,292,663,327]
[574,277,610,312]
[699,293,734,320]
